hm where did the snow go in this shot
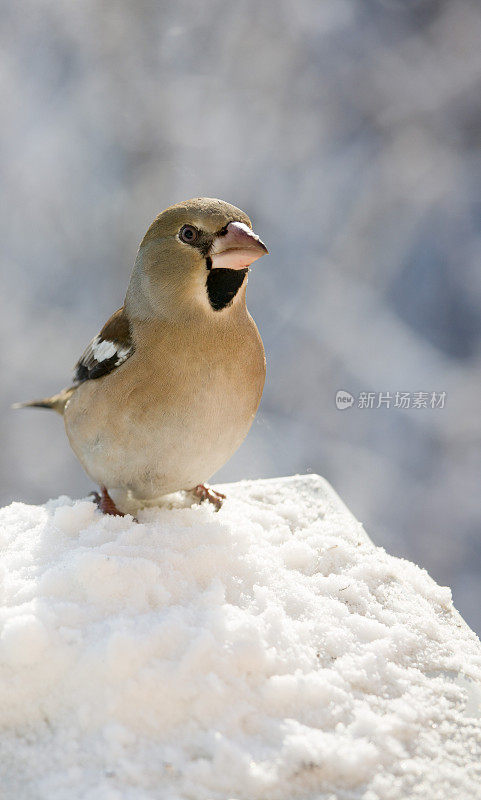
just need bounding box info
[0,474,480,800]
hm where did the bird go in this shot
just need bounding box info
[15,197,268,516]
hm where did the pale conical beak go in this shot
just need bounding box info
[210,221,268,270]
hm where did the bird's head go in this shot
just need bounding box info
[126,197,268,319]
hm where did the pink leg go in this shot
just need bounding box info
[91,487,125,517]
[193,484,226,511]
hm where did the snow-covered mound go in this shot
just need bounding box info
[1,475,480,800]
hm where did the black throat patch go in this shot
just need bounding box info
[206,267,248,311]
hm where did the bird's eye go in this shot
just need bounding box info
[179,225,199,244]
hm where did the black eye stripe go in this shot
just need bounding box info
[178,223,244,257]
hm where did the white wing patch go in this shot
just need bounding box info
[114,345,132,365]
[90,336,131,365]
[91,336,118,362]
[74,333,134,383]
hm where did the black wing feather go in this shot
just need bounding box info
[73,307,134,384]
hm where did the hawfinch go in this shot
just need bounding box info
[16,198,268,515]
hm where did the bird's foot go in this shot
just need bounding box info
[91,487,125,517]
[193,484,226,511]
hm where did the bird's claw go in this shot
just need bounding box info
[91,487,125,517]
[193,484,226,511]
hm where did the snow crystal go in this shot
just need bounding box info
[0,475,480,800]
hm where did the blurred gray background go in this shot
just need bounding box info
[2,0,481,631]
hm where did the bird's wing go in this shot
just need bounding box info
[74,306,134,383]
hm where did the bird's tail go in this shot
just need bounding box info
[12,386,76,416]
